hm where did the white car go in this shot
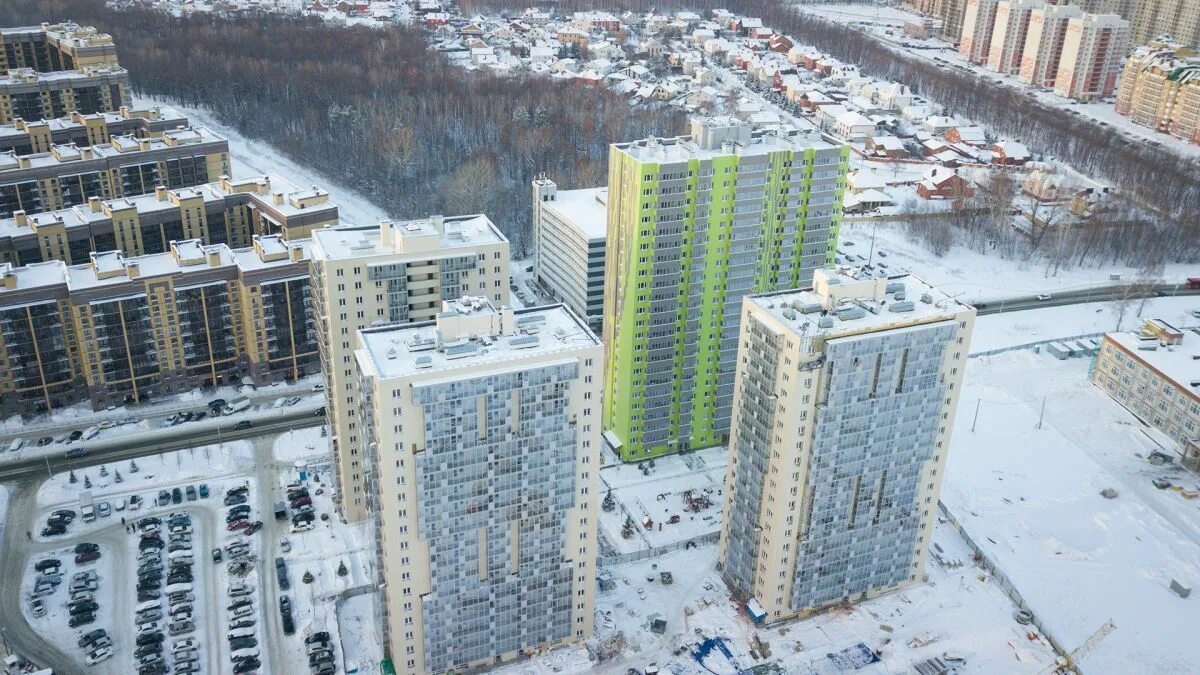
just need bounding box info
[85,647,113,665]
[279,537,291,553]
[289,520,314,534]
[29,598,45,618]
[1035,293,1052,301]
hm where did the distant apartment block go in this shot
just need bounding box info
[531,177,606,330]
[0,235,316,415]
[941,0,969,42]
[309,216,510,522]
[0,105,190,155]
[1131,0,1200,49]
[0,23,128,126]
[1019,4,1084,88]
[1054,14,1130,100]
[1092,319,1200,455]
[0,23,119,72]
[987,0,1043,74]
[960,0,1002,63]
[0,126,230,218]
[718,269,975,623]
[355,298,601,675]
[0,174,336,266]
[1115,40,1200,145]
[603,118,849,461]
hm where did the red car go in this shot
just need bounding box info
[226,519,250,532]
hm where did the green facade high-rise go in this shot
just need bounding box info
[602,118,849,461]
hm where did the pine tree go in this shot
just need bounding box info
[98,465,108,477]
[114,470,123,483]
[303,570,315,584]
[129,460,139,473]
[69,470,77,484]
[84,475,92,489]
[622,517,635,539]
[337,560,348,577]
[602,489,615,512]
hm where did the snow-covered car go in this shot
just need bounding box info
[85,647,113,665]
[1035,293,1052,301]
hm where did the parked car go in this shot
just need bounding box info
[75,550,101,565]
[84,647,113,665]
[34,557,61,571]
[78,628,107,649]
[171,488,182,504]
[276,557,290,590]
[68,612,96,628]
[198,484,209,499]
[185,486,197,501]
[28,598,45,617]
[96,502,112,518]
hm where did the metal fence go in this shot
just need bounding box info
[599,530,721,565]
[969,332,1107,359]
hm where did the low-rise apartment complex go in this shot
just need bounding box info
[0,23,119,73]
[1092,318,1200,456]
[1115,40,1200,145]
[718,268,975,623]
[0,105,190,154]
[0,125,229,217]
[531,177,606,330]
[0,234,317,415]
[309,216,510,522]
[355,298,601,674]
[0,174,335,266]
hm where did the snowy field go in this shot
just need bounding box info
[969,296,1200,353]
[943,350,1200,674]
[497,523,1058,674]
[838,220,1197,303]
[598,448,726,555]
[272,426,332,463]
[137,96,391,227]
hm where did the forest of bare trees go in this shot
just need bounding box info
[0,0,683,254]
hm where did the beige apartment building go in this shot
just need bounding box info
[1092,319,1200,456]
[354,298,601,674]
[1019,4,1084,88]
[1131,0,1200,49]
[0,174,336,266]
[960,0,1003,62]
[0,234,316,414]
[1115,40,1200,145]
[987,0,1043,74]
[0,23,119,72]
[531,177,607,331]
[0,126,230,218]
[0,105,190,155]
[309,216,510,522]
[718,268,975,623]
[1054,14,1130,100]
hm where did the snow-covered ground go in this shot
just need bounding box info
[970,296,1200,354]
[272,426,331,463]
[598,447,726,555]
[337,593,382,674]
[496,522,1058,674]
[838,220,1197,304]
[943,350,1200,674]
[137,96,391,227]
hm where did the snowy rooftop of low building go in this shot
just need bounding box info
[749,267,973,341]
[1104,325,1200,393]
[310,214,506,261]
[543,187,608,240]
[357,297,598,380]
[614,118,840,163]
[0,126,223,173]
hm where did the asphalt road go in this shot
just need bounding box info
[974,283,1200,315]
[0,405,324,483]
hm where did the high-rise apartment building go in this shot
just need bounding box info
[602,118,848,461]
[1131,0,1200,49]
[941,0,970,42]
[960,0,1002,62]
[354,298,601,674]
[718,268,975,623]
[987,0,1044,73]
[1019,4,1084,87]
[0,24,129,127]
[0,234,316,414]
[0,23,119,73]
[0,174,336,266]
[1114,40,1200,144]
[531,177,607,331]
[1092,318,1200,451]
[0,126,230,218]
[0,105,190,155]
[310,216,510,522]
[1054,13,1130,100]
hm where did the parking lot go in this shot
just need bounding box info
[2,425,372,674]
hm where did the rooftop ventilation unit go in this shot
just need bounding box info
[782,308,797,320]
[414,355,433,369]
[888,301,915,313]
[407,334,436,352]
[796,302,823,314]
[920,292,934,304]
[837,307,866,321]
[385,347,398,360]
[444,341,478,360]
[510,335,539,349]
[818,317,835,329]
[885,281,904,294]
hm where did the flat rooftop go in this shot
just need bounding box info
[357,299,598,381]
[1105,328,1200,392]
[311,214,506,261]
[544,187,608,240]
[749,267,974,340]
[614,128,841,164]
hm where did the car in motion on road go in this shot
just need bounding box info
[1036,293,1052,301]
[64,447,89,458]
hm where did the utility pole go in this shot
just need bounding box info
[971,398,981,432]
[44,455,51,480]
[1036,397,1046,429]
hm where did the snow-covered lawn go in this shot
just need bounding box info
[598,447,726,555]
[337,592,382,674]
[943,350,1200,674]
[838,220,1197,303]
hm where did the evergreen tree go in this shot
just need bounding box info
[84,475,92,489]
[69,470,77,484]
[621,517,635,539]
[303,570,315,584]
[602,489,616,512]
[114,470,123,483]
[337,560,348,577]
